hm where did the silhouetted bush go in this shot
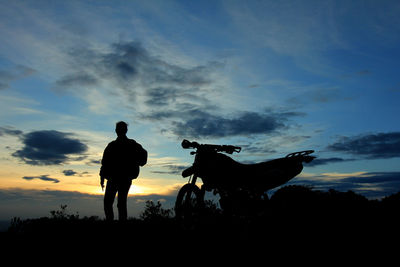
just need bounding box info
[50,204,79,220]
[382,191,400,207]
[139,200,173,221]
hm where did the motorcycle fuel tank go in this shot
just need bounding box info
[195,152,305,192]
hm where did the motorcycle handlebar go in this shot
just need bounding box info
[181,139,241,154]
[181,139,198,149]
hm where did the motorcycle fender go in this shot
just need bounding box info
[182,166,195,178]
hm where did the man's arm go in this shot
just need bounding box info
[100,176,105,191]
[99,144,111,191]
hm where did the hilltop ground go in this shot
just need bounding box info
[2,185,399,257]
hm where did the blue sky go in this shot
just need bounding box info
[0,0,400,220]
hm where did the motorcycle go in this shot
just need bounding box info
[175,139,315,219]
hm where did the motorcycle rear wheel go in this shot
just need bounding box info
[175,183,204,221]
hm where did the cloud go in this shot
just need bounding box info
[62,170,77,176]
[12,130,88,165]
[0,65,36,90]
[144,108,303,139]
[57,41,218,97]
[62,169,89,177]
[151,164,189,175]
[342,172,400,185]
[0,126,23,136]
[172,111,286,138]
[305,157,353,167]
[239,135,311,157]
[55,72,98,88]
[87,159,101,165]
[289,171,400,198]
[144,87,185,107]
[327,132,400,159]
[57,40,305,139]
[22,175,60,183]
[56,41,237,131]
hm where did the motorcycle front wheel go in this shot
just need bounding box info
[175,183,204,221]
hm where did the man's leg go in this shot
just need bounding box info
[104,181,117,221]
[117,180,132,221]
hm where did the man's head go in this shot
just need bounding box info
[115,121,128,137]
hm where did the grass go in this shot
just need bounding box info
[3,185,400,252]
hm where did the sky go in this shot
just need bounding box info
[1,0,400,220]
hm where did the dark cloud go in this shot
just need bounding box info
[151,164,189,175]
[239,135,311,157]
[241,144,277,155]
[342,172,400,185]
[58,41,217,96]
[328,132,400,159]
[287,171,400,199]
[0,126,23,136]
[62,170,77,176]
[173,112,281,138]
[55,72,98,88]
[87,159,101,165]
[62,169,89,177]
[305,157,353,167]
[22,175,60,183]
[142,107,303,139]
[0,65,35,90]
[12,130,88,165]
[144,87,180,107]
[170,109,303,138]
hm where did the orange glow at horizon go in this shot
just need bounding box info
[0,167,184,198]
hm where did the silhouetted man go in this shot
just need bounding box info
[100,121,147,221]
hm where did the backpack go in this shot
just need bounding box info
[137,144,147,167]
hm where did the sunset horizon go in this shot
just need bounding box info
[1,0,400,221]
